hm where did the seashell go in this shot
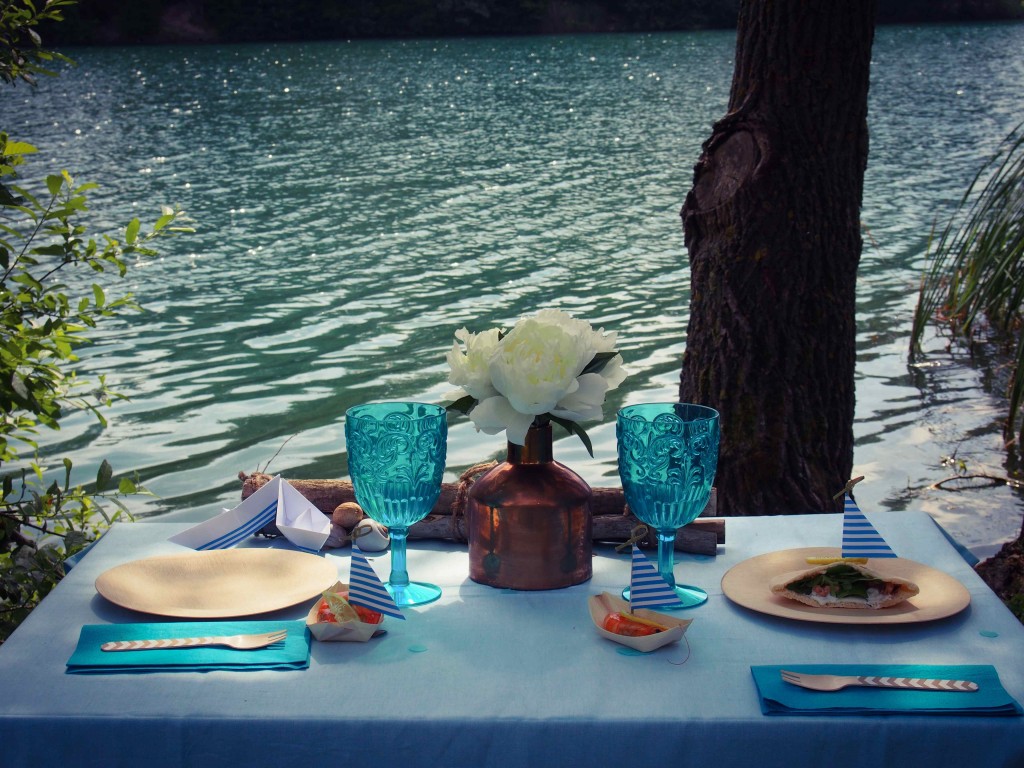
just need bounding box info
[332,502,364,529]
[350,519,390,552]
[588,591,692,653]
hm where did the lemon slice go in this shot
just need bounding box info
[804,556,869,565]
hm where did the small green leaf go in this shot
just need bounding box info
[2,140,37,156]
[581,351,618,376]
[125,218,140,244]
[45,174,63,196]
[445,395,477,415]
[96,459,113,491]
[548,415,596,457]
[92,283,105,308]
[118,477,137,494]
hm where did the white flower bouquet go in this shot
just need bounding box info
[444,309,627,455]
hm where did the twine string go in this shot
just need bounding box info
[450,461,498,542]
[831,475,865,501]
[615,524,649,553]
[350,522,377,543]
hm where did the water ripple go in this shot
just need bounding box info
[3,26,1023,554]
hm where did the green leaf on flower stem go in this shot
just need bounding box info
[445,395,476,415]
[549,415,595,458]
[581,351,617,376]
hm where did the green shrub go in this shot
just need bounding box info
[0,0,193,643]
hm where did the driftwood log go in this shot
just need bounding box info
[240,470,724,556]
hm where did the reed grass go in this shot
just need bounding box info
[910,121,1024,451]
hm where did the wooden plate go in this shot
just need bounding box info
[95,549,339,618]
[720,547,970,624]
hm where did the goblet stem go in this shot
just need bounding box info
[381,525,441,607]
[621,526,707,610]
[656,529,678,589]
[388,526,411,590]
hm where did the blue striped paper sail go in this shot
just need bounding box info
[841,495,897,558]
[348,544,405,620]
[629,545,686,610]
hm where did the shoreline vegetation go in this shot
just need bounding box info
[46,0,1024,47]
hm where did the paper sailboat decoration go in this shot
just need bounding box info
[841,494,897,558]
[629,545,686,610]
[348,544,405,620]
[169,475,331,552]
[275,479,332,551]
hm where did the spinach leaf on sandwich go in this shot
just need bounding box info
[786,563,884,599]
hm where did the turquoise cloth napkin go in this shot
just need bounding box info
[67,620,310,674]
[752,665,1023,716]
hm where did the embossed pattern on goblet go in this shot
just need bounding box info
[617,403,719,608]
[617,406,718,531]
[345,406,447,528]
[345,402,447,607]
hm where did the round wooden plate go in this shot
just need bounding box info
[720,547,971,624]
[95,549,339,618]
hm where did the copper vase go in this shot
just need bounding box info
[467,423,593,589]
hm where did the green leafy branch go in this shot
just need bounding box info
[0,129,193,643]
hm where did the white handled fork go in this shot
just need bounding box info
[101,629,288,652]
[780,669,979,692]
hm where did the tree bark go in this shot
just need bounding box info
[680,1,876,515]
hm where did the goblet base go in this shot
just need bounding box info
[386,581,442,607]
[621,584,708,609]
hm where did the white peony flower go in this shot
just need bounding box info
[488,310,593,416]
[446,326,501,402]
[444,310,628,453]
[466,394,536,446]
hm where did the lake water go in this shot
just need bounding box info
[3,22,1023,559]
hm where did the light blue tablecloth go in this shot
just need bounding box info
[1,512,1022,767]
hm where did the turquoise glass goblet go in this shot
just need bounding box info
[344,402,447,607]
[617,403,720,609]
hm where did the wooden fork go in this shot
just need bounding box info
[101,629,289,652]
[780,669,979,692]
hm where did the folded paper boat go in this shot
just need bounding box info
[588,591,692,653]
[275,479,331,551]
[169,475,331,552]
[306,582,387,643]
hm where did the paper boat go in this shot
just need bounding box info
[306,582,387,643]
[169,475,331,552]
[276,479,331,551]
[588,592,692,653]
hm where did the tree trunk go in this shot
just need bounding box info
[680,1,876,516]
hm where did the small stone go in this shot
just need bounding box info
[324,523,349,549]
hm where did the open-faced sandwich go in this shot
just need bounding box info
[769,561,919,609]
